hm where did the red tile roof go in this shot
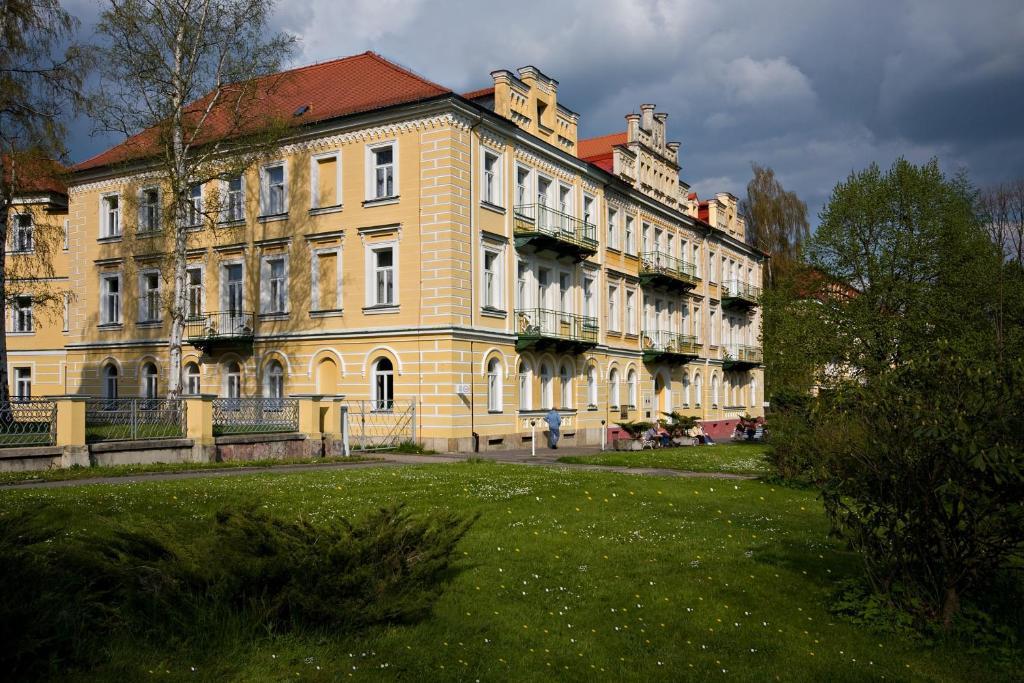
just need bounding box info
[462,86,494,100]
[75,51,452,172]
[578,131,627,160]
[3,155,68,196]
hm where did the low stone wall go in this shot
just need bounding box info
[0,446,65,472]
[215,432,316,461]
[89,439,198,467]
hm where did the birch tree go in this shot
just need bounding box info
[739,163,810,288]
[91,0,295,396]
[0,0,88,406]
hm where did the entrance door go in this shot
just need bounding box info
[223,263,243,331]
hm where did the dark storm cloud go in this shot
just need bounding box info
[63,0,1024,223]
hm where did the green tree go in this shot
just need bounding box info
[90,0,296,396]
[0,0,89,406]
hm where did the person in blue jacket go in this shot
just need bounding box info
[544,408,562,449]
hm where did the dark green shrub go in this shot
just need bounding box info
[615,420,654,439]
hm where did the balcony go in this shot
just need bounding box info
[515,308,598,353]
[642,330,700,364]
[513,204,598,261]
[639,251,700,292]
[185,311,254,353]
[722,345,763,370]
[722,280,761,310]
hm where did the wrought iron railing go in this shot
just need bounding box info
[513,204,598,251]
[639,251,699,285]
[515,308,599,345]
[722,280,762,301]
[346,399,417,451]
[185,311,254,343]
[212,397,299,435]
[642,330,700,356]
[0,399,56,448]
[85,398,186,442]
[724,345,763,364]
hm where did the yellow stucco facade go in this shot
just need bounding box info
[8,58,765,451]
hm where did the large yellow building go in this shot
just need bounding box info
[9,52,765,452]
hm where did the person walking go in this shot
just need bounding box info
[544,408,562,449]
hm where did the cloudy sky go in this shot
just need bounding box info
[65,0,1024,224]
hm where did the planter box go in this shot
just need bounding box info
[614,438,642,451]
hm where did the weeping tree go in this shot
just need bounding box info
[0,1,89,406]
[739,163,810,288]
[90,0,296,396]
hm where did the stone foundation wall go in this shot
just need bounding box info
[215,433,317,461]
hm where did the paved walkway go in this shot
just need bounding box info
[1,447,755,490]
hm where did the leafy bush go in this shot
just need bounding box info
[0,503,475,678]
[615,420,654,439]
[660,411,698,440]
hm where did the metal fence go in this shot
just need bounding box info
[85,398,186,442]
[212,397,299,435]
[346,399,416,451]
[0,400,57,448]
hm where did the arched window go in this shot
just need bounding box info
[694,372,703,407]
[225,361,241,398]
[103,363,118,400]
[559,364,571,409]
[682,373,691,406]
[141,362,158,399]
[627,369,638,408]
[372,357,394,411]
[183,362,200,395]
[264,360,284,399]
[712,374,720,407]
[587,366,598,407]
[487,358,502,412]
[539,363,553,410]
[609,368,620,408]
[518,362,531,411]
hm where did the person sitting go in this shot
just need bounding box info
[643,425,660,447]
[657,425,672,447]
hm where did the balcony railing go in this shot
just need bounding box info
[723,345,763,369]
[515,307,599,353]
[722,280,761,309]
[185,311,254,353]
[513,204,598,260]
[642,330,700,363]
[639,251,700,291]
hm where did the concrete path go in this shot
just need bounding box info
[1,447,756,490]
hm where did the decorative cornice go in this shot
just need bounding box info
[478,126,508,152]
[513,147,576,184]
[357,224,401,242]
[283,112,472,155]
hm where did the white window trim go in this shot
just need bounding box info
[310,150,343,209]
[481,145,503,207]
[364,239,399,309]
[259,253,290,315]
[63,218,69,250]
[514,164,533,210]
[99,192,121,239]
[625,215,636,255]
[220,174,246,223]
[185,264,206,319]
[608,283,620,332]
[607,206,619,250]
[220,259,245,313]
[311,246,343,312]
[137,268,162,323]
[481,243,505,311]
[557,182,574,218]
[259,161,288,217]
[582,193,596,228]
[99,271,123,325]
[625,287,637,335]
[365,140,399,202]
[11,296,33,334]
[487,358,503,412]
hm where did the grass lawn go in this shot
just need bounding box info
[1,462,1017,681]
[558,442,773,475]
[0,455,377,486]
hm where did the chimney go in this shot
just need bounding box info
[640,103,655,130]
[625,113,641,141]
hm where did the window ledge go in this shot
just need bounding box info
[480,200,506,215]
[309,204,343,216]
[362,304,399,315]
[97,323,123,330]
[257,213,288,224]
[623,252,639,260]
[136,320,163,328]
[488,410,504,415]
[259,312,290,321]
[587,405,598,411]
[97,235,123,244]
[8,249,35,256]
[310,308,344,319]
[8,331,34,336]
[362,196,399,208]
[218,218,246,228]
[606,246,621,254]
[481,307,507,319]
[136,229,164,239]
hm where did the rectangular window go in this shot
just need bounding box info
[261,163,286,215]
[368,144,396,200]
[186,267,203,318]
[516,166,530,209]
[558,184,572,221]
[222,263,244,314]
[709,251,717,281]
[694,305,702,343]
[583,274,595,318]
[608,284,619,331]
[373,247,395,306]
[225,175,244,222]
[625,215,635,255]
[482,150,501,206]
[516,262,528,310]
[625,289,636,335]
[312,249,342,311]
[62,293,70,332]
[312,152,341,208]
[63,219,69,250]
[607,208,618,249]
[14,368,31,401]
[13,296,32,332]
[482,248,503,310]
[185,183,203,226]
[102,194,121,238]
[101,274,121,324]
[139,272,161,322]
[583,195,595,227]
[693,244,700,278]
[559,272,572,314]
[261,256,288,314]
[140,188,160,232]
[12,214,33,252]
